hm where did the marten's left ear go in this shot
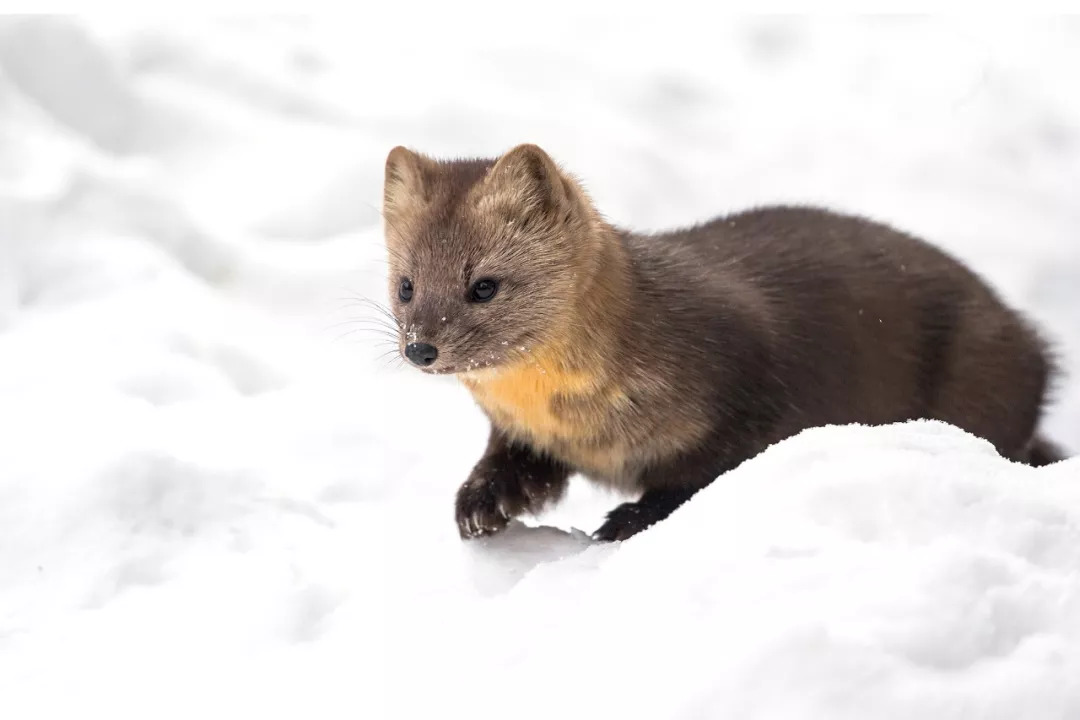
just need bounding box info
[481,144,576,224]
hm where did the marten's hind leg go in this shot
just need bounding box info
[1024,435,1067,467]
[930,304,1054,462]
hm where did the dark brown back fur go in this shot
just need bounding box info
[620,206,1058,471]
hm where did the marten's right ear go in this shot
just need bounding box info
[384,146,432,213]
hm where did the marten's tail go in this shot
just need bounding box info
[1024,435,1068,467]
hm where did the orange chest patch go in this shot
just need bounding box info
[459,351,642,480]
[460,350,606,445]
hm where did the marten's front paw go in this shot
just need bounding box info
[455,472,515,539]
[592,501,653,542]
[455,455,567,540]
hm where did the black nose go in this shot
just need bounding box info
[404,342,439,367]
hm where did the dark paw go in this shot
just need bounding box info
[454,451,569,541]
[455,475,512,539]
[592,501,655,542]
[592,487,697,542]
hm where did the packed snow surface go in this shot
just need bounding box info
[1,14,1079,720]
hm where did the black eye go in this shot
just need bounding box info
[399,279,413,302]
[469,279,498,303]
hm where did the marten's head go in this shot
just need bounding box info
[382,143,605,375]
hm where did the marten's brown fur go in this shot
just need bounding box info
[382,143,1067,542]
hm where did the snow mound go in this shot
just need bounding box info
[395,421,1080,720]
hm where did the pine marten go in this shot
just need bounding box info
[381,143,1067,542]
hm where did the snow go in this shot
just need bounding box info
[400,422,1080,719]
[1,14,1078,720]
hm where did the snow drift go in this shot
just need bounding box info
[392,421,1080,720]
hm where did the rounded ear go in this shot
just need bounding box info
[483,143,571,220]
[384,145,433,212]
